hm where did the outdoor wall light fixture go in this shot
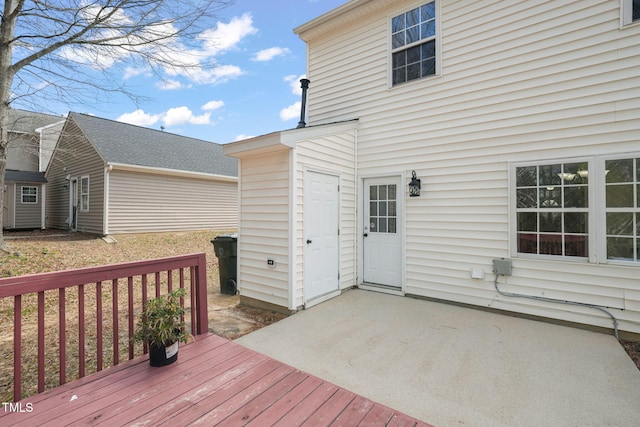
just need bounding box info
[409,170,421,197]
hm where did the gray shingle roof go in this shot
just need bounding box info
[6,170,47,183]
[9,109,66,133]
[69,112,237,177]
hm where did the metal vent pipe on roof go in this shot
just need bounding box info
[297,78,311,128]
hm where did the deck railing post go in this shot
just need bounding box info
[195,253,209,335]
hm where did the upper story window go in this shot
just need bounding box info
[391,1,437,86]
[21,186,37,204]
[511,154,640,264]
[621,0,640,25]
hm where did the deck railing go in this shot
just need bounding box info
[0,253,209,402]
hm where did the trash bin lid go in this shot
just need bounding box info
[212,233,237,242]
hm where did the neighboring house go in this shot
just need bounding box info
[224,0,640,336]
[4,109,66,229]
[45,112,238,235]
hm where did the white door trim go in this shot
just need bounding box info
[358,172,406,293]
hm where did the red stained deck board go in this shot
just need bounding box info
[272,381,341,426]
[245,375,325,426]
[185,364,296,425]
[32,338,243,426]
[0,334,431,427]
[300,387,357,426]
[94,352,271,426]
[155,358,286,426]
[215,369,310,426]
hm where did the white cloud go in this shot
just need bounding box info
[252,47,291,62]
[182,64,244,85]
[162,106,211,126]
[285,74,307,96]
[280,102,301,122]
[156,79,185,90]
[123,66,150,80]
[116,109,161,126]
[202,100,225,111]
[197,13,258,56]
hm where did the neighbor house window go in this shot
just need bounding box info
[391,1,437,86]
[512,155,640,264]
[621,0,640,25]
[80,176,89,211]
[21,186,37,204]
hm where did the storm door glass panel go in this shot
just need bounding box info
[605,157,639,262]
[369,184,397,234]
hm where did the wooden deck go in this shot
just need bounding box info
[0,333,432,426]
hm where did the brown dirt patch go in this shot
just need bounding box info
[0,229,287,400]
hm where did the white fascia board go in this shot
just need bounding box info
[281,120,358,145]
[223,132,292,158]
[35,120,66,133]
[223,120,359,158]
[107,162,238,183]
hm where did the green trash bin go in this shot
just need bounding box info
[212,234,238,295]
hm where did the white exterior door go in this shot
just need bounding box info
[363,177,402,287]
[304,171,340,303]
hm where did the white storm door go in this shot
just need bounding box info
[304,171,340,302]
[363,177,402,287]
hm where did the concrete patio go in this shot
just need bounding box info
[236,289,640,426]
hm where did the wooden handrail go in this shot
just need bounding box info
[0,253,209,402]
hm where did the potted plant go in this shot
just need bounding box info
[132,288,189,366]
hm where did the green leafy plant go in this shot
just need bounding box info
[132,288,189,348]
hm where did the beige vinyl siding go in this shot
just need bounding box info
[14,183,43,229]
[302,1,640,332]
[45,118,105,234]
[295,131,357,307]
[107,170,237,234]
[238,150,291,308]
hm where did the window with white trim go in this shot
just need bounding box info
[391,1,437,86]
[21,186,37,204]
[80,176,89,212]
[621,0,640,25]
[512,154,640,264]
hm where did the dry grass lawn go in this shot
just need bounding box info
[0,229,286,401]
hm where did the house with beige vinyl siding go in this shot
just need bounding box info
[224,0,640,337]
[45,112,237,235]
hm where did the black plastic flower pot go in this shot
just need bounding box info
[149,341,179,367]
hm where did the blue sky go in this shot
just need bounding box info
[59,0,347,144]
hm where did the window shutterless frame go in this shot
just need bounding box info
[388,0,441,87]
[510,153,640,266]
[21,186,38,204]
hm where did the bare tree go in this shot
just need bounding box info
[0,0,233,250]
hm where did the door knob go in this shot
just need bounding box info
[363,233,368,237]
[306,239,312,244]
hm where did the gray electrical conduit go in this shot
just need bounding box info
[493,274,619,340]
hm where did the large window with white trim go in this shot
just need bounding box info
[512,154,640,264]
[391,1,437,86]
